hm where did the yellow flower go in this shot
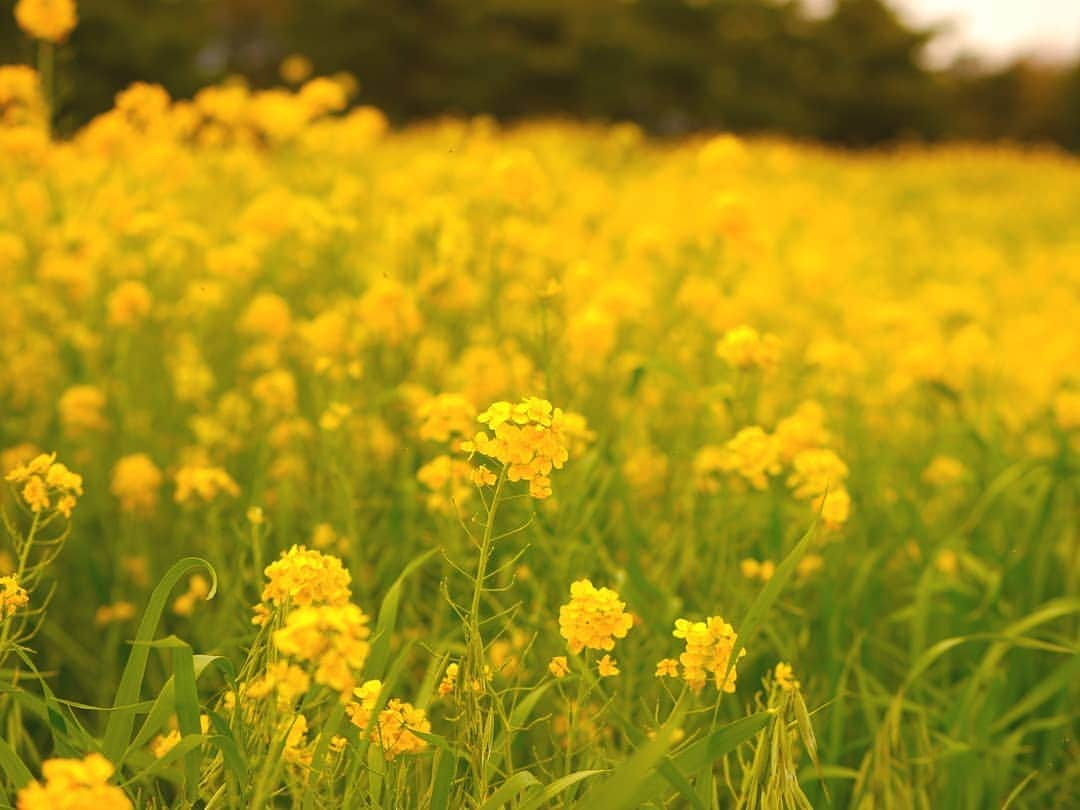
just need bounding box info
[672,616,745,693]
[548,656,569,678]
[257,545,352,619]
[774,662,800,692]
[94,601,135,626]
[371,699,431,760]
[110,454,162,516]
[106,281,153,328]
[655,658,680,678]
[6,453,82,516]
[438,662,459,696]
[787,449,849,501]
[796,553,825,581]
[464,397,571,499]
[14,0,77,43]
[0,576,29,618]
[740,558,775,583]
[16,753,131,810]
[59,385,108,435]
[245,662,311,711]
[814,486,851,530]
[172,574,211,617]
[717,426,781,491]
[273,603,371,698]
[173,464,239,504]
[597,654,619,677]
[716,325,781,371]
[922,456,968,487]
[417,392,476,444]
[558,579,634,654]
[280,54,314,85]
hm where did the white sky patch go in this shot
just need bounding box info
[802,0,1080,66]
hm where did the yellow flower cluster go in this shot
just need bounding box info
[16,754,130,810]
[671,616,745,693]
[346,680,431,761]
[416,455,475,515]
[0,65,44,127]
[173,464,239,504]
[0,575,29,618]
[701,426,782,492]
[273,603,371,698]
[417,392,476,444]
[14,0,77,43]
[172,574,211,616]
[255,545,352,622]
[4,452,83,517]
[109,453,163,516]
[94,601,136,626]
[774,661,801,692]
[246,662,311,711]
[58,385,108,436]
[558,579,634,655]
[463,397,570,499]
[716,325,782,371]
[787,448,849,500]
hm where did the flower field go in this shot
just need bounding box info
[2,23,1080,810]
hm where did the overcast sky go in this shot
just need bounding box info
[806,0,1080,66]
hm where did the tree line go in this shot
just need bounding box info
[3,0,1079,148]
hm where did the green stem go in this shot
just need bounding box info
[37,41,54,134]
[464,464,508,800]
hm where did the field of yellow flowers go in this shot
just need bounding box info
[2,8,1080,810]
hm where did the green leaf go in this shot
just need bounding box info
[119,734,206,787]
[577,694,688,810]
[127,654,233,757]
[366,550,436,679]
[636,711,774,802]
[478,770,541,810]
[730,519,817,669]
[518,770,604,810]
[102,557,217,766]
[0,737,33,791]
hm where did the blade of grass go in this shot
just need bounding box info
[102,557,217,766]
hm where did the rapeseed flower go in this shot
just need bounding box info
[558,579,633,654]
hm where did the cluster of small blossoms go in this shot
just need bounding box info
[774,401,831,461]
[417,392,476,445]
[4,452,83,517]
[716,325,782,371]
[558,579,634,661]
[786,449,848,500]
[245,661,311,711]
[774,662,801,692]
[740,558,776,583]
[254,545,352,625]
[669,616,745,693]
[14,0,78,43]
[921,455,968,487]
[172,574,211,616]
[416,455,475,515]
[109,453,163,516]
[16,754,131,810]
[273,603,370,698]
[0,575,29,618]
[149,715,211,759]
[462,397,570,499]
[707,426,782,492]
[173,463,239,504]
[346,680,431,760]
